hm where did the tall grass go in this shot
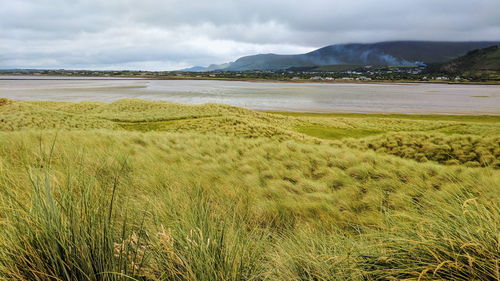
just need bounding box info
[152,185,266,281]
[0,155,148,280]
[264,230,366,281]
[346,132,500,168]
[0,99,499,280]
[363,183,500,280]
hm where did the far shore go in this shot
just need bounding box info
[1,74,499,85]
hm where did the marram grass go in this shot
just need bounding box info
[345,132,500,167]
[0,98,499,280]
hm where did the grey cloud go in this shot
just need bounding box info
[1,0,499,70]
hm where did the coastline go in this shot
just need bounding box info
[1,74,499,85]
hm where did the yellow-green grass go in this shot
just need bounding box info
[295,124,383,140]
[277,111,500,139]
[3,98,499,138]
[268,111,500,123]
[0,98,499,280]
[346,132,500,168]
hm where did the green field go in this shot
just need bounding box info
[0,98,499,280]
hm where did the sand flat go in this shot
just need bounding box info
[0,77,499,114]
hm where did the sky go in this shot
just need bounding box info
[1,0,499,70]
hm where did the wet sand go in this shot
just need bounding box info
[0,76,499,114]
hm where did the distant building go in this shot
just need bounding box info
[356,76,372,81]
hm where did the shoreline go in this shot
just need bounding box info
[1,75,499,85]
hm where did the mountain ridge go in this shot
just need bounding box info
[183,41,500,72]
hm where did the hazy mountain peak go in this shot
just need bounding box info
[182,41,499,72]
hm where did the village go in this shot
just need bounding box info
[1,65,471,82]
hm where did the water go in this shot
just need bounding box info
[1,76,499,114]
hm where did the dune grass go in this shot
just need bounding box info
[0,98,499,280]
[295,124,383,140]
[268,111,500,123]
[346,132,500,167]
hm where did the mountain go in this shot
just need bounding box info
[179,63,232,72]
[437,45,500,73]
[178,66,209,72]
[182,41,500,72]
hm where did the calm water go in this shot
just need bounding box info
[1,76,499,114]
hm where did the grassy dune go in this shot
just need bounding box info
[0,98,499,280]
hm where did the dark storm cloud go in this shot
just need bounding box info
[1,0,499,70]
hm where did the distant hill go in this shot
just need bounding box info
[437,45,500,73]
[179,63,231,72]
[183,41,500,72]
[178,66,208,72]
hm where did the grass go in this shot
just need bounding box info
[0,98,499,280]
[346,132,500,167]
[295,124,383,140]
[0,153,149,280]
[268,111,500,123]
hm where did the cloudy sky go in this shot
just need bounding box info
[1,0,499,70]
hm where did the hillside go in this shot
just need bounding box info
[437,45,500,73]
[191,41,500,71]
[0,98,499,280]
